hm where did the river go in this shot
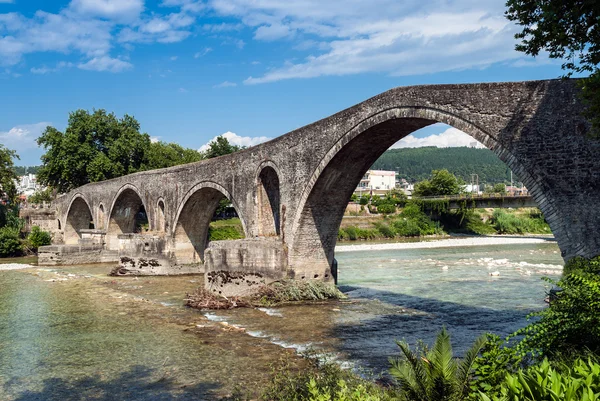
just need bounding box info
[0,240,562,400]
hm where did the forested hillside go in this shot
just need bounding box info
[371,147,512,184]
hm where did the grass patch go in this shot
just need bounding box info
[185,280,345,310]
[209,218,244,241]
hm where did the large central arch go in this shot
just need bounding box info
[288,107,547,280]
[172,182,247,265]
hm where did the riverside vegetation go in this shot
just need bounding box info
[224,256,600,401]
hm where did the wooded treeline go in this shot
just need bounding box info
[371,147,513,184]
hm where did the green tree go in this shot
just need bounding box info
[28,188,54,204]
[37,109,203,192]
[201,136,243,159]
[505,0,600,136]
[413,169,463,197]
[389,327,487,401]
[142,141,203,170]
[0,145,19,203]
[37,110,150,192]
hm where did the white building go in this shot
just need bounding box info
[14,174,41,197]
[355,170,396,196]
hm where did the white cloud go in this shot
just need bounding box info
[161,0,205,13]
[0,0,15,3]
[30,61,74,74]
[198,131,272,152]
[170,55,178,60]
[391,127,484,149]
[0,122,51,154]
[69,0,144,22]
[0,0,202,71]
[194,47,212,58]
[213,80,237,88]
[178,87,188,92]
[118,11,195,44]
[0,11,113,67]
[150,136,160,143]
[78,56,133,72]
[202,22,243,33]
[208,0,526,84]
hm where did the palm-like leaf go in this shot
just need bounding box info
[455,333,487,398]
[390,327,487,401]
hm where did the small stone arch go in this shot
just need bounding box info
[256,161,281,237]
[156,198,166,232]
[106,184,148,250]
[63,194,94,245]
[171,182,247,264]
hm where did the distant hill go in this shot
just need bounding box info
[13,166,41,176]
[371,147,513,184]
[15,148,512,185]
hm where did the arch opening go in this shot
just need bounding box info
[64,197,94,245]
[290,114,543,279]
[98,204,105,231]
[173,186,244,264]
[157,200,166,232]
[257,166,281,237]
[107,188,148,250]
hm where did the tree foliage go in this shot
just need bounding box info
[413,169,463,197]
[512,256,600,359]
[142,141,202,170]
[505,0,600,136]
[0,144,19,203]
[201,135,243,159]
[37,109,203,192]
[28,188,54,204]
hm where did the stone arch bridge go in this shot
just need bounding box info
[41,79,600,295]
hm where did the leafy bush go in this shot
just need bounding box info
[389,327,486,401]
[490,210,551,235]
[0,226,22,257]
[260,356,396,401]
[392,218,423,237]
[375,222,396,238]
[478,358,600,401]
[27,226,52,249]
[512,256,600,358]
[377,203,396,215]
[469,334,523,400]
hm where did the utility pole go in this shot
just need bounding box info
[470,173,479,195]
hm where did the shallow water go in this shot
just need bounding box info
[0,241,563,398]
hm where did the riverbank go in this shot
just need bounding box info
[335,234,556,252]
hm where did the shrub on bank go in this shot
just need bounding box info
[477,358,600,401]
[0,227,21,257]
[257,356,397,401]
[27,226,52,249]
[512,256,600,359]
[490,210,551,235]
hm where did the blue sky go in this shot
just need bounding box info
[0,0,565,165]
